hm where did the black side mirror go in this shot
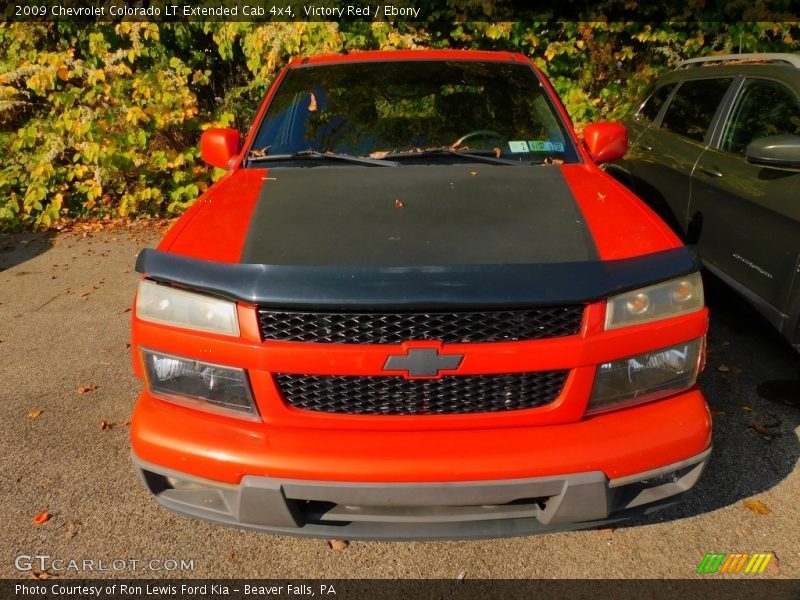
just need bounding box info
[745,135,800,170]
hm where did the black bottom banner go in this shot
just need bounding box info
[3,579,800,600]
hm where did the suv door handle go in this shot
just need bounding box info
[698,166,724,178]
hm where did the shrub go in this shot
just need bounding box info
[0,18,797,230]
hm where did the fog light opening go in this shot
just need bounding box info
[164,476,208,491]
[640,470,680,487]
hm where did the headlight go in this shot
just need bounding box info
[142,350,258,420]
[605,272,704,330]
[586,338,704,415]
[136,280,239,336]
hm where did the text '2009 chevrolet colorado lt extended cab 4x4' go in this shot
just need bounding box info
[130,50,711,540]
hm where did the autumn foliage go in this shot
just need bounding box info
[1,19,798,230]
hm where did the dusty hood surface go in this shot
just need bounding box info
[238,165,598,266]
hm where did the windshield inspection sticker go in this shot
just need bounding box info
[529,140,565,152]
[508,141,530,153]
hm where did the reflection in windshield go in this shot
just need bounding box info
[249,61,576,164]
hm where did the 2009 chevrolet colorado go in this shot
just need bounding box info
[130,50,711,540]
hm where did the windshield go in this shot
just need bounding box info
[248,60,578,165]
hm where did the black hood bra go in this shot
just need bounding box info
[238,165,598,267]
[136,245,698,309]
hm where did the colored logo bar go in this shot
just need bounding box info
[697,553,774,574]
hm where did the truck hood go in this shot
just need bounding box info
[164,163,678,266]
[144,163,691,307]
[237,164,597,266]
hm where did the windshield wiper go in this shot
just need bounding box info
[384,147,523,166]
[248,149,397,167]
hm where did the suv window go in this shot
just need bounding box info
[720,79,800,155]
[637,84,675,122]
[660,78,732,142]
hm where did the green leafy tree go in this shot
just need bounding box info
[0,15,797,230]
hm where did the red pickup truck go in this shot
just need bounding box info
[130,50,711,540]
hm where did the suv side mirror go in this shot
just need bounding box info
[201,128,241,169]
[583,122,628,164]
[746,135,800,170]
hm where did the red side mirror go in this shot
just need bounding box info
[583,122,628,164]
[200,128,241,169]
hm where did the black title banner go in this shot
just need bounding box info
[5,0,800,23]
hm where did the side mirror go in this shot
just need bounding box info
[746,135,800,170]
[583,122,628,165]
[200,128,241,169]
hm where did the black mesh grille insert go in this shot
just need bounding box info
[276,371,569,415]
[257,306,585,344]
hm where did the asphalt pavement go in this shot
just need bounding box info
[1,225,798,579]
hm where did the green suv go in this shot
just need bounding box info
[611,53,800,351]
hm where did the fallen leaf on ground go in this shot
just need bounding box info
[743,499,771,515]
[741,405,753,412]
[765,552,780,574]
[370,151,389,159]
[99,420,111,431]
[457,570,467,580]
[327,539,349,551]
[33,512,51,525]
[78,384,98,395]
[394,199,405,208]
[30,571,57,580]
[710,409,725,417]
[470,171,478,176]
[27,409,43,419]
[718,364,731,372]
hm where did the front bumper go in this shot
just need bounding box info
[130,286,711,539]
[134,447,710,541]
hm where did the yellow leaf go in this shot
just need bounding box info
[743,499,771,515]
[545,47,556,61]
